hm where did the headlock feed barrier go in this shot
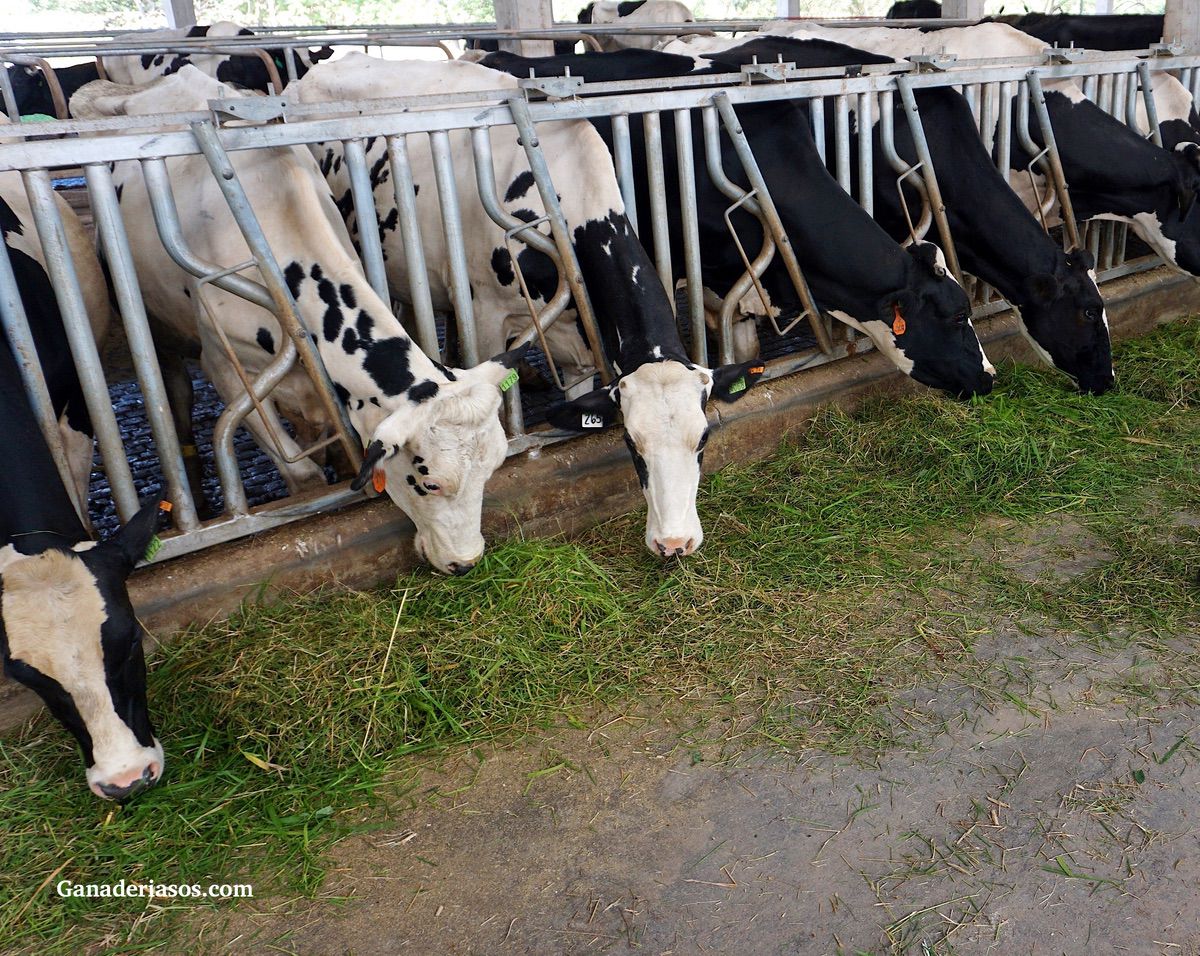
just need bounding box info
[0,29,1193,562]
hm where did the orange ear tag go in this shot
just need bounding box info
[158,499,173,513]
[749,365,766,376]
[892,305,907,337]
[372,469,387,493]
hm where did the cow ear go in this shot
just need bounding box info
[1066,247,1095,272]
[351,439,391,492]
[1180,142,1200,173]
[105,498,163,571]
[1179,184,1198,222]
[545,385,619,432]
[351,406,422,492]
[1027,273,1061,304]
[709,361,765,404]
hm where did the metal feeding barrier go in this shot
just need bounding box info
[0,37,1195,561]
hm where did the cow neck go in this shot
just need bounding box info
[569,210,691,373]
[910,88,1064,295]
[0,348,88,551]
[280,257,449,436]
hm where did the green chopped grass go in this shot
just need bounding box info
[3,318,1200,953]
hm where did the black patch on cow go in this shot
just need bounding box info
[284,261,305,300]
[163,54,191,76]
[511,208,539,224]
[378,208,398,234]
[2,655,96,766]
[114,183,124,203]
[237,27,254,36]
[489,245,557,302]
[317,277,343,341]
[623,433,649,489]
[412,455,424,464]
[256,327,276,355]
[310,264,325,282]
[431,360,456,382]
[185,24,211,37]
[333,382,351,405]
[369,396,380,406]
[356,399,364,410]
[504,170,535,202]
[405,473,428,496]
[319,148,335,176]
[182,286,190,298]
[153,54,164,68]
[417,464,430,475]
[340,283,357,309]
[356,310,374,339]
[140,54,155,70]
[408,380,439,404]
[491,247,515,286]
[363,337,415,397]
[369,153,389,188]
[617,0,647,14]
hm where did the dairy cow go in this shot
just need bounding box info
[480,48,995,399]
[753,22,1200,277]
[1012,14,1163,51]
[0,209,163,799]
[72,68,523,575]
[686,35,1114,393]
[3,22,330,118]
[576,1,695,52]
[292,54,763,558]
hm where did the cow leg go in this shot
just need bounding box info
[156,343,213,520]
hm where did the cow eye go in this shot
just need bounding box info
[1084,307,1099,321]
[423,481,440,492]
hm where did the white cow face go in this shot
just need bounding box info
[547,359,764,558]
[352,361,515,576]
[0,502,164,800]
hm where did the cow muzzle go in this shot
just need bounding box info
[89,758,163,801]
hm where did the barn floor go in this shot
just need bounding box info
[192,513,1200,955]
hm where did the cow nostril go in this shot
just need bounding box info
[446,561,474,577]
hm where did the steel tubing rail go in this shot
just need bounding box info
[386,133,439,360]
[342,137,391,305]
[894,77,963,286]
[0,237,83,522]
[23,168,141,521]
[1136,61,1164,147]
[641,111,674,301]
[1025,71,1081,251]
[507,94,612,383]
[610,113,639,235]
[428,129,480,368]
[877,87,933,242]
[673,107,707,368]
[188,122,364,470]
[84,162,199,530]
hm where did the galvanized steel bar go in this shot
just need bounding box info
[809,96,826,164]
[1137,62,1163,146]
[506,95,612,383]
[188,122,363,468]
[386,133,439,360]
[428,129,480,368]
[894,77,963,285]
[342,137,390,305]
[673,106,706,368]
[610,112,639,235]
[85,162,199,529]
[0,236,83,521]
[0,65,19,120]
[833,94,852,194]
[996,80,1013,183]
[1025,71,1081,250]
[641,110,674,302]
[22,168,140,521]
[857,91,874,216]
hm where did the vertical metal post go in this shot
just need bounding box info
[857,91,874,215]
[810,96,826,164]
[23,169,140,522]
[0,64,21,120]
[1137,62,1163,146]
[506,95,612,382]
[834,94,852,194]
[672,106,706,367]
[610,113,639,235]
[894,77,963,285]
[641,111,674,305]
[996,80,1013,183]
[342,138,390,306]
[387,133,440,361]
[0,237,84,522]
[85,162,199,530]
[428,129,480,368]
[1025,71,1081,251]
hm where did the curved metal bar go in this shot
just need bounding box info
[878,88,933,242]
[1,55,67,118]
[1137,61,1163,146]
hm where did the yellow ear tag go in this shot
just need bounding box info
[372,470,387,493]
[892,305,907,337]
[499,369,518,392]
[144,536,163,563]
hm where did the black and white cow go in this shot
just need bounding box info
[750,23,1200,277]
[2,21,330,118]
[480,48,996,399]
[690,35,1114,393]
[0,260,164,801]
[0,153,112,514]
[72,68,524,576]
[576,1,695,52]
[292,54,762,558]
[1012,13,1164,52]
[886,0,944,18]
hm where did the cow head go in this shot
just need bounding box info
[351,349,526,576]
[1015,248,1114,394]
[546,358,763,557]
[0,501,163,800]
[838,242,994,399]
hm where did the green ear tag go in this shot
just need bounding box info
[144,536,163,563]
[499,369,519,392]
[727,376,747,395]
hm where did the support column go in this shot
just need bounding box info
[941,0,984,19]
[494,0,555,56]
[776,0,801,16]
[1165,0,1200,47]
[163,0,195,28]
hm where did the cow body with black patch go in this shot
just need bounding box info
[1012,14,1163,52]
[3,21,329,118]
[71,68,522,575]
[576,1,695,52]
[751,22,1200,276]
[293,53,763,558]
[683,36,1113,393]
[0,142,112,514]
[481,48,995,399]
[0,263,164,799]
